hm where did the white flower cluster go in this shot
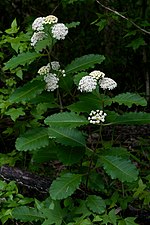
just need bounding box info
[31,31,45,46]
[78,75,97,92]
[99,77,117,90]
[78,70,117,92]
[88,110,107,124]
[51,23,68,40]
[31,15,68,46]
[44,73,59,91]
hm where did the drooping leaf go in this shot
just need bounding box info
[112,92,147,107]
[100,155,139,182]
[48,127,86,147]
[5,107,25,121]
[12,206,44,222]
[3,52,42,70]
[57,146,85,165]
[106,111,150,125]
[50,173,82,200]
[86,195,106,214]
[16,128,49,151]
[44,112,88,128]
[65,54,105,74]
[9,80,45,103]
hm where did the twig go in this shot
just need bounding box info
[96,0,150,35]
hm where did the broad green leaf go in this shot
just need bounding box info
[45,112,88,128]
[126,38,145,50]
[86,195,106,214]
[124,217,138,225]
[5,107,25,121]
[3,52,42,70]
[50,173,82,200]
[16,128,49,151]
[5,18,19,34]
[48,127,86,147]
[57,146,85,165]
[41,201,66,225]
[100,155,139,182]
[112,92,147,107]
[12,206,44,222]
[65,54,105,74]
[9,80,45,103]
[106,111,150,125]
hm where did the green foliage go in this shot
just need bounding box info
[65,54,105,74]
[50,173,82,200]
[86,195,106,214]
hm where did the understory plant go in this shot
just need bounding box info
[1,14,150,224]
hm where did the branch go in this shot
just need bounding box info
[96,0,150,35]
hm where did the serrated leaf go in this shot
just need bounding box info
[9,80,45,103]
[3,52,41,70]
[45,112,88,128]
[50,173,82,200]
[86,195,106,214]
[16,128,49,151]
[12,206,44,222]
[100,155,139,182]
[107,112,150,125]
[5,107,25,121]
[57,146,85,165]
[48,127,86,147]
[112,92,147,107]
[65,54,105,74]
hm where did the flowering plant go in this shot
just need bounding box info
[1,16,150,224]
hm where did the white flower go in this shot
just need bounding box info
[99,77,117,90]
[43,15,58,25]
[89,70,105,80]
[44,73,59,91]
[88,110,107,124]
[38,65,50,75]
[32,17,45,31]
[31,31,45,46]
[50,61,60,71]
[51,23,68,40]
[78,75,97,92]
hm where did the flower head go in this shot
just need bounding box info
[99,77,117,90]
[44,73,59,91]
[38,65,50,75]
[51,23,68,40]
[88,110,107,124]
[43,15,58,25]
[31,31,45,46]
[89,70,105,80]
[32,17,45,31]
[50,61,60,71]
[78,75,97,92]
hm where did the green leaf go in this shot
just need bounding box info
[44,112,88,128]
[112,92,147,107]
[50,173,82,200]
[124,217,138,225]
[5,18,19,34]
[66,21,80,28]
[9,80,45,103]
[106,112,150,125]
[3,52,42,70]
[5,107,25,121]
[65,54,105,74]
[86,195,106,214]
[12,206,44,222]
[15,128,49,151]
[57,146,85,165]
[126,38,146,50]
[100,155,139,182]
[48,127,86,147]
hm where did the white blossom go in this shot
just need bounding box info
[50,61,60,71]
[78,75,97,92]
[44,73,59,91]
[31,31,45,46]
[88,110,107,124]
[32,17,45,31]
[99,77,117,90]
[51,23,68,40]
[89,70,105,80]
[38,65,50,75]
[43,15,58,25]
